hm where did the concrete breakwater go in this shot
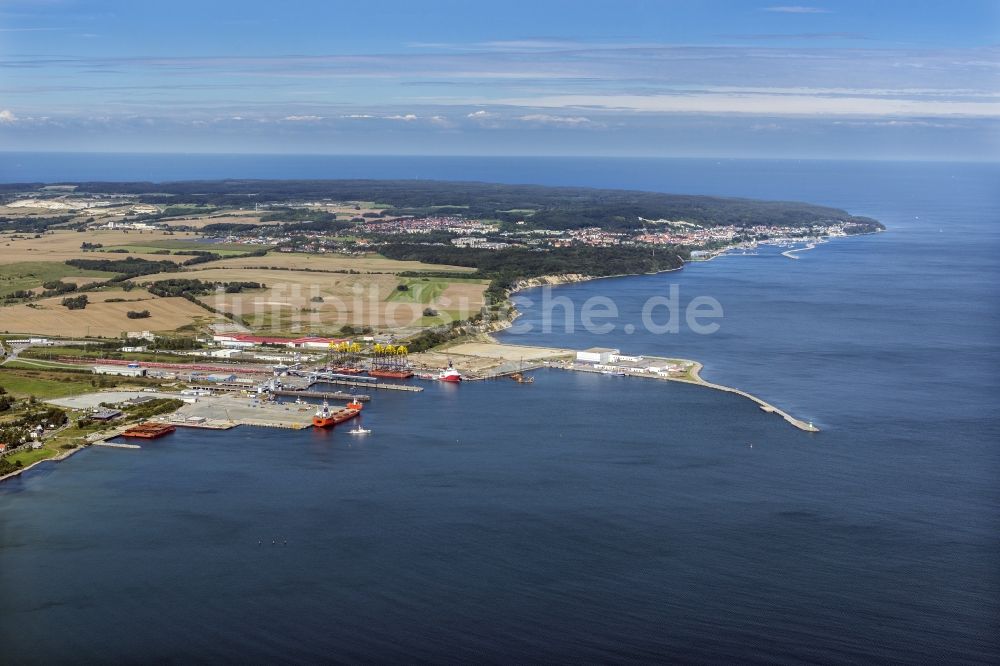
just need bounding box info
[428,341,820,433]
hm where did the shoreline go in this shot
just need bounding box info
[2,230,862,482]
[480,234,872,432]
[0,444,88,483]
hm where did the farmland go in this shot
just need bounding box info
[0,229,193,265]
[181,266,488,332]
[197,251,476,274]
[0,368,94,399]
[0,261,113,296]
[0,288,222,337]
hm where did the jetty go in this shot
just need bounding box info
[273,389,373,401]
[671,362,819,432]
[94,441,141,450]
[423,341,820,433]
[307,378,423,392]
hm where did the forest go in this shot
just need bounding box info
[8,180,883,233]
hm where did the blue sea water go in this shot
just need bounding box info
[1,156,998,663]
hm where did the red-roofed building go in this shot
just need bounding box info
[213,334,345,349]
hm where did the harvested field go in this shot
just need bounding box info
[199,252,475,274]
[162,214,271,229]
[182,267,486,331]
[0,289,220,337]
[0,230,191,265]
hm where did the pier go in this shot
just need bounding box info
[425,341,820,433]
[307,378,423,392]
[673,367,820,432]
[94,441,141,449]
[273,389,373,401]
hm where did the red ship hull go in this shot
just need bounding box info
[312,400,364,428]
[312,408,360,428]
[121,422,176,439]
[368,369,414,379]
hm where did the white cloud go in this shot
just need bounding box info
[0,109,17,123]
[832,119,961,129]
[516,113,594,125]
[384,114,418,121]
[496,93,1000,118]
[429,115,454,127]
[762,6,832,13]
[283,115,324,121]
[341,114,375,119]
[467,110,495,118]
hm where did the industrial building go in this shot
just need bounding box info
[89,408,122,421]
[212,334,346,349]
[575,347,620,364]
[92,365,147,377]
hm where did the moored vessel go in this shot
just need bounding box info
[312,399,363,428]
[121,422,176,439]
[368,368,414,379]
[439,363,462,382]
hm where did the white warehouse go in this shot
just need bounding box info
[575,347,620,364]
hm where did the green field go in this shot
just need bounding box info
[386,279,449,303]
[415,309,466,326]
[105,238,266,256]
[0,370,93,399]
[20,346,197,364]
[0,261,113,296]
[3,358,88,370]
[5,445,62,468]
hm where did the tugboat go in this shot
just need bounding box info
[312,399,363,428]
[438,362,462,383]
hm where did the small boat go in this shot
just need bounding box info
[348,427,371,435]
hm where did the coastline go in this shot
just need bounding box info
[479,236,864,433]
[1,230,856,484]
[0,444,88,483]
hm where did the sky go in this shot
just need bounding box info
[0,0,998,160]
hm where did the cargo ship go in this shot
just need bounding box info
[368,368,414,379]
[312,399,363,428]
[121,422,176,439]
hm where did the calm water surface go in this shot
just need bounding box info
[1,157,997,663]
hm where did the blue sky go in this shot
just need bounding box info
[1,0,998,159]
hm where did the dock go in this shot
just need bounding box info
[273,389,373,401]
[307,378,423,392]
[94,441,141,449]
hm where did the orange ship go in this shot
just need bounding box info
[312,399,363,428]
[368,369,414,379]
[121,422,176,439]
